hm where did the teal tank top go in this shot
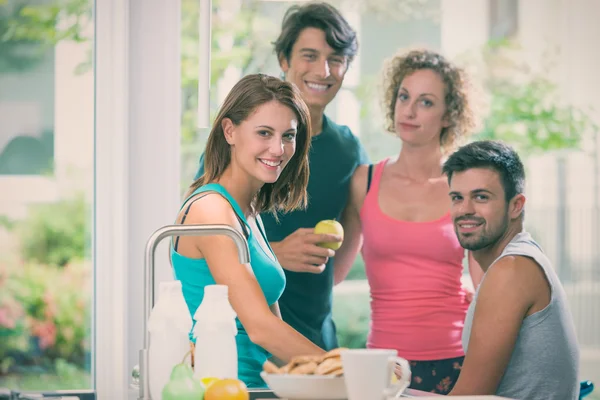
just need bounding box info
[170,183,286,388]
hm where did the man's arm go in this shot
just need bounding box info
[333,199,362,285]
[449,256,540,396]
[333,165,368,285]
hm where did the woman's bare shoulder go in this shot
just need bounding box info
[177,192,239,226]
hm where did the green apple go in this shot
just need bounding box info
[314,219,344,250]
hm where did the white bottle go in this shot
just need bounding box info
[193,284,238,380]
[148,280,193,400]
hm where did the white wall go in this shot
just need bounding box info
[54,34,94,199]
[440,0,489,59]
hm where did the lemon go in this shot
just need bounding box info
[200,376,220,389]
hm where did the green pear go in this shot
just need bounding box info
[314,219,344,250]
[162,363,205,400]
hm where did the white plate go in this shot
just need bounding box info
[260,372,347,400]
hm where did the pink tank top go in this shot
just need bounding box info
[360,159,469,361]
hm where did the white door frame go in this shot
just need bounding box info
[95,0,181,398]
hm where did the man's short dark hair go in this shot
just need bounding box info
[442,140,525,202]
[273,2,358,64]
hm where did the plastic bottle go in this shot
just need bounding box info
[193,284,238,380]
[148,280,193,400]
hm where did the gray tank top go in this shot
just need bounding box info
[462,231,580,400]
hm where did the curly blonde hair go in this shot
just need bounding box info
[381,48,477,153]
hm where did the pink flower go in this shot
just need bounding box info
[31,320,57,349]
[43,291,57,319]
[0,306,16,329]
[0,298,24,329]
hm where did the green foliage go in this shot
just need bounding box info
[5,0,90,43]
[180,0,278,138]
[0,292,29,374]
[478,77,586,151]
[0,0,92,73]
[0,215,15,230]
[471,39,598,155]
[0,1,45,71]
[179,0,280,184]
[332,289,370,349]
[0,359,90,390]
[17,194,90,267]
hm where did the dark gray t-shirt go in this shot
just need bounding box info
[462,232,580,400]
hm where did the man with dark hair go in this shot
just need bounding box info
[442,140,580,400]
[273,1,358,122]
[194,2,369,351]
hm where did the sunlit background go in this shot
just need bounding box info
[0,0,599,397]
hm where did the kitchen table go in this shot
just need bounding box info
[248,388,514,399]
[248,387,443,399]
[129,387,512,399]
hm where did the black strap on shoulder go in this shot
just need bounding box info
[366,164,374,193]
[174,196,202,252]
[173,192,249,252]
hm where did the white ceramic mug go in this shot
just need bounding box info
[341,348,411,400]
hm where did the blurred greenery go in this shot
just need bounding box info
[5,0,592,177]
[0,0,91,73]
[332,289,370,349]
[346,255,367,280]
[179,0,280,186]
[16,194,90,267]
[0,256,91,375]
[0,359,90,390]
[470,39,599,155]
[0,215,15,230]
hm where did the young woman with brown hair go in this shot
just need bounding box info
[172,74,325,388]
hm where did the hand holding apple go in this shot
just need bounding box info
[314,219,344,251]
[270,222,343,274]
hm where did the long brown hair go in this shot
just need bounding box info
[188,73,311,214]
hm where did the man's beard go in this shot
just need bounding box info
[457,214,509,251]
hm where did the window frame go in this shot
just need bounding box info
[94,0,130,398]
[95,0,183,398]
